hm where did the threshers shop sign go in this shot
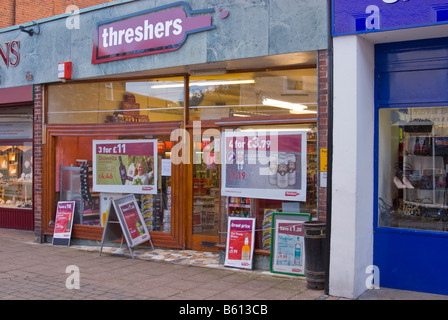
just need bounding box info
[92,1,228,64]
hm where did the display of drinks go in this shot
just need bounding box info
[236,149,244,171]
[294,236,302,266]
[276,153,289,188]
[268,154,278,185]
[241,233,251,261]
[118,156,127,185]
[125,156,136,185]
[287,153,296,186]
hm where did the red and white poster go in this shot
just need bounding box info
[224,217,256,270]
[93,139,158,194]
[115,195,150,247]
[221,130,307,201]
[52,201,76,246]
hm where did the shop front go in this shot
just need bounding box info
[44,67,325,258]
[0,85,35,231]
[332,0,448,297]
[0,0,329,269]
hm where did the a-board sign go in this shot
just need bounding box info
[52,201,76,246]
[224,217,256,270]
[270,212,310,276]
[100,194,153,258]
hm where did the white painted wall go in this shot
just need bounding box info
[329,35,375,299]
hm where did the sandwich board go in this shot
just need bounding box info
[100,194,153,258]
[52,201,76,246]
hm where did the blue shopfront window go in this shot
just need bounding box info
[378,106,448,231]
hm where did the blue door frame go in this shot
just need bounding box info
[374,37,448,295]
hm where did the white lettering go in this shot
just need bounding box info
[144,19,154,40]
[125,28,134,44]
[173,18,183,35]
[102,28,109,48]
[118,29,126,45]
[65,265,80,290]
[101,17,184,49]
[365,265,380,289]
[155,22,164,38]
[65,5,80,30]
[134,26,143,42]
[365,5,381,30]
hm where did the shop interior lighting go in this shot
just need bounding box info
[240,128,314,132]
[262,97,309,113]
[151,79,255,89]
[232,113,252,117]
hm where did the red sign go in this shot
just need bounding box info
[92,3,227,64]
[0,41,20,68]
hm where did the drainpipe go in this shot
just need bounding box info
[12,0,16,26]
[324,0,334,296]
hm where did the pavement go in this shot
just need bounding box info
[0,228,447,304]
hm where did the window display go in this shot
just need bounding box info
[0,143,33,209]
[378,106,448,231]
[217,125,318,251]
[58,136,172,232]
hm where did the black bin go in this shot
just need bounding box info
[303,221,326,290]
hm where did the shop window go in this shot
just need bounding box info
[0,142,33,209]
[378,106,448,232]
[47,77,184,124]
[189,69,317,121]
[216,124,318,250]
[57,135,172,232]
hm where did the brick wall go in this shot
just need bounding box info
[318,49,329,222]
[0,0,14,29]
[33,85,43,242]
[0,0,115,29]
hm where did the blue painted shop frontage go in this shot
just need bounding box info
[331,0,448,297]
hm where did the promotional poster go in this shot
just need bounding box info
[52,201,76,246]
[224,217,256,270]
[93,139,157,194]
[271,219,306,276]
[112,195,151,248]
[221,130,307,201]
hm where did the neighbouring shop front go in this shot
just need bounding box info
[1,0,329,271]
[331,0,448,297]
[0,85,35,231]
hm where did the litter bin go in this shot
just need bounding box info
[303,221,326,290]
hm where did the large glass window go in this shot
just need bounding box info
[0,142,33,209]
[216,124,318,250]
[57,135,172,232]
[47,77,184,124]
[378,106,448,231]
[189,69,317,120]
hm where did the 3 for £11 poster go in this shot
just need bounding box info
[92,139,157,195]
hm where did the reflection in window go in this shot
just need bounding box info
[47,77,185,124]
[189,69,317,121]
[378,107,448,232]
